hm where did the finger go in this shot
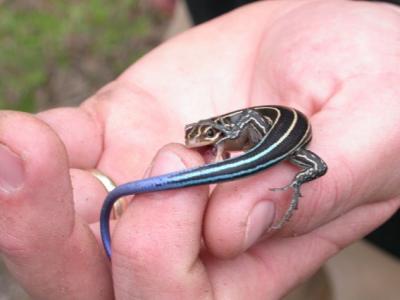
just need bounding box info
[202,198,399,299]
[70,168,109,224]
[245,197,400,299]
[112,144,212,299]
[0,112,113,300]
[85,84,182,185]
[37,107,102,169]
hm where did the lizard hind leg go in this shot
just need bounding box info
[269,148,328,230]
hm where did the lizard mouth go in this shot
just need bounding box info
[186,144,216,164]
[185,140,215,148]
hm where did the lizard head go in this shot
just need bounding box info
[184,120,226,148]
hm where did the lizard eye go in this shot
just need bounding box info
[205,129,216,138]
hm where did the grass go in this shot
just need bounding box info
[0,0,163,111]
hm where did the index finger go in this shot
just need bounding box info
[37,106,102,169]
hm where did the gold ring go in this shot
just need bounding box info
[91,169,129,219]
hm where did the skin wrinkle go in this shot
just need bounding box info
[203,253,262,300]
[309,230,345,257]
[245,249,276,289]
[0,224,33,259]
[250,1,329,111]
[255,1,400,111]
[100,82,174,132]
[309,114,398,232]
[112,246,155,299]
[313,197,400,249]
[308,73,400,220]
[316,179,338,227]
[247,24,268,109]
[47,224,112,299]
[37,108,100,169]
[120,3,316,119]
[78,104,105,168]
[1,192,76,261]
[379,174,400,200]
[87,84,175,183]
[249,242,297,299]
[114,77,162,109]
[114,250,210,299]
[25,118,77,243]
[201,262,217,300]
[308,153,357,229]
[56,188,76,243]
[251,233,339,300]
[324,150,355,218]
[338,77,400,198]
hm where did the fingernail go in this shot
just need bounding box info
[149,150,185,177]
[0,144,25,193]
[244,201,275,250]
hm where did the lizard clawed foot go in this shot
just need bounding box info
[268,182,303,230]
[270,182,303,197]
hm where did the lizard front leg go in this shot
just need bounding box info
[212,142,230,162]
[212,108,271,161]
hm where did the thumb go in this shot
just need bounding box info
[0,112,113,300]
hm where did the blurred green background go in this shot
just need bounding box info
[0,0,165,112]
[0,1,166,298]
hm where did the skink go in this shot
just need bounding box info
[100,105,327,258]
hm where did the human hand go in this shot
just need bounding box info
[0,0,399,299]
